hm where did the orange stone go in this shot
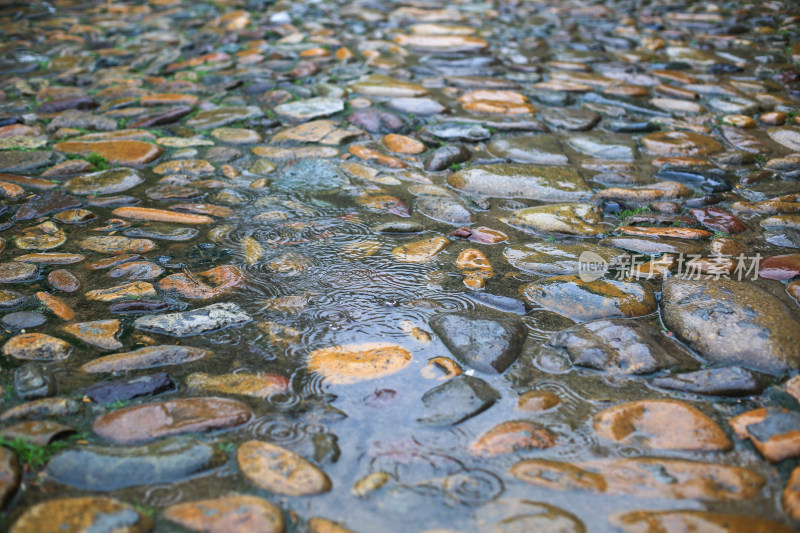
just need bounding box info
[784,466,800,521]
[307,343,413,384]
[169,203,235,218]
[348,145,406,168]
[92,397,252,444]
[616,226,713,239]
[594,399,732,452]
[335,47,354,60]
[462,100,536,115]
[112,207,212,224]
[381,134,425,154]
[760,111,787,125]
[457,90,528,104]
[164,495,284,533]
[467,420,556,456]
[393,34,488,51]
[158,265,245,300]
[0,181,25,199]
[35,291,75,321]
[140,93,198,106]
[53,140,163,166]
[641,131,723,156]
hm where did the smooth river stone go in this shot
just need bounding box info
[133,302,251,336]
[238,440,331,496]
[92,397,253,444]
[53,140,163,166]
[447,164,592,202]
[164,495,285,533]
[9,497,152,533]
[510,457,764,501]
[418,375,499,426]
[78,236,156,254]
[0,262,38,283]
[521,275,657,322]
[593,399,732,451]
[611,510,795,533]
[186,372,289,398]
[62,320,123,350]
[546,318,694,375]
[504,242,628,276]
[307,343,412,384]
[487,135,569,165]
[430,313,527,374]
[46,437,226,491]
[507,203,605,236]
[662,278,800,375]
[567,133,638,160]
[82,345,213,372]
[65,168,144,195]
[2,333,72,361]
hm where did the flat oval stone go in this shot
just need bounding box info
[418,375,499,426]
[467,420,556,456]
[448,164,591,202]
[46,437,226,492]
[78,236,156,254]
[81,372,175,404]
[1,312,46,330]
[65,168,144,195]
[2,333,71,361]
[504,243,628,276]
[641,131,723,156]
[47,269,80,292]
[81,345,213,373]
[54,140,163,166]
[521,276,657,322]
[85,282,156,302]
[164,495,284,533]
[487,135,568,165]
[415,195,474,225]
[546,318,694,375]
[511,457,763,501]
[113,207,212,224]
[0,262,38,283]
[307,343,412,384]
[662,278,800,375]
[507,203,605,236]
[15,253,84,265]
[62,320,123,350]
[9,497,152,533]
[593,399,731,451]
[133,302,251,337]
[0,289,26,308]
[186,372,289,398]
[430,313,527,374]
[238,440,331,496]
[651,367,768,397]
[92,397,253,444]
[392,236,449,262]
[108,261,164,280]
[611,510,794,533]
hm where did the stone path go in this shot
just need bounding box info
[1,0,800,531]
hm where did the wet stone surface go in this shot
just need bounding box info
[1,0,800,531]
